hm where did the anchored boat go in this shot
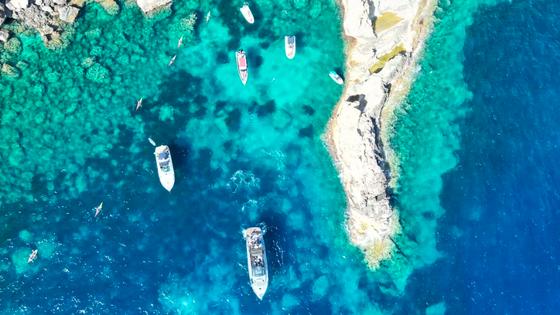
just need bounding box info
[329,70,344,85]
[28,249,38,264]
[154,145,175,191]
[243,227,268,299]
[236,49,248,85]
[284,35,296,59]
[240,3,255,24]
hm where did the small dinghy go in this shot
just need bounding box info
[236,49,249,85]
[329,70,344,85]
[135,98,143,111]
[240,3,255,24]
[168,55,177,66]
[244,227,268,299]
[28,249,38,264]
[94,201,103,217]
[154,145,175,191]
[284,35,296,59]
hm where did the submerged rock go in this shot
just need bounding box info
[85,63,111,83]
[4,37,22,54]
[96,0,120,15]
[136,0,172,16]
[1,63,21,78]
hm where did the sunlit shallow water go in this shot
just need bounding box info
[4,0,557,312]
[0,0,412,313]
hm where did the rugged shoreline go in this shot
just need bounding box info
[0,0,170,48]
[325,0,437,268]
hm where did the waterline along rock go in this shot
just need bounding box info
[326,0,437,268]
[136,0,172,16]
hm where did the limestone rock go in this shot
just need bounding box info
[326,0,438,268]
[6,0,29,11]
[0,3,6,26]
[136,0,171,15]
[0,29,9,43]
[58,5,80,23]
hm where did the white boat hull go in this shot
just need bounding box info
[284,36,296,59]
[236,50,249,85]
[155,145,175,191]
[244,227,268,299]
[329,71,344,85]
[240,4,254,24]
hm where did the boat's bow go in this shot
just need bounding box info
[244,227,269,299]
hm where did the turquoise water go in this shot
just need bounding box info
[391,0,560,312]
[4,0,557,312]
[0,0,417,313]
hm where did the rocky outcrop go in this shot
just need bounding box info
[0,0,172,49]
[0,0,85,46]
[58,5,80,23]
[136,0,171,15]
[0,29,9,42]
[326,0,437,267]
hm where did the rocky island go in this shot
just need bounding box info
[0,0,170,47]
[327,0,437,267]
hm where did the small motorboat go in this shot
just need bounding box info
[205,11,211,22]
[236,50,248,85]
[177,36,184,48]
[28,249,38,264]
[243,227,268,300]
[329,70,344,85]
[135,98,143,111]
[284,36,296,59]
[94,201,103,217]
[168,55,177,66]
[240,3,255,24]
[154,145,175,191]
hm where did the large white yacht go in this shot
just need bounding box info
[243,227,268,299]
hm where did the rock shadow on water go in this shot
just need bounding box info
[157,70,202,109]
[249,100,276,117]
[246,47,264,68]
[298,125,314,138]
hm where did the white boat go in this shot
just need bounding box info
[240,3,255,24]
[94,201,103,217]
[329,70,344,85]
[28,249,38,264]
[135,98,143,111]
[284,35,296,59]
[243,227,268,299]
[168,55,176,66]
[236,50,248,85]
[154,145,175,191]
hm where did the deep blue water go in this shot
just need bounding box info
[404,0,560,313]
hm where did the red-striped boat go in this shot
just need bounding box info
[236,49,248,85]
